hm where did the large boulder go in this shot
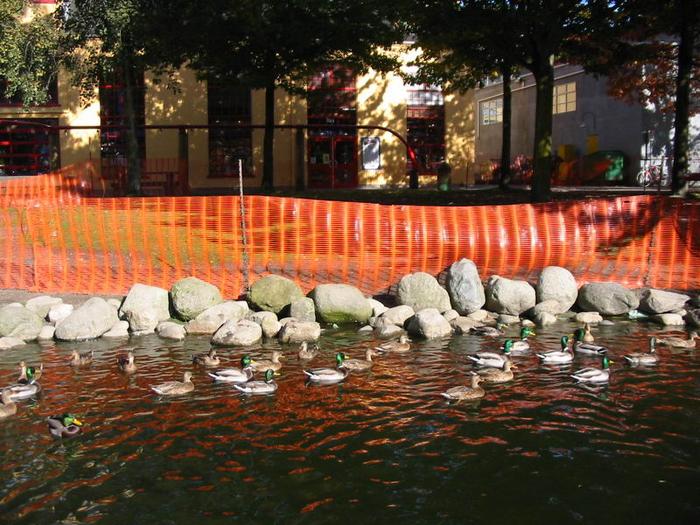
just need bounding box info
[530,300,562,317]
[536,266,578,313]
[380,305,415,327]
[0,336,26,350]
[38,325,56,340]
[446,259,485,315]
[157,321,187,340]
[576,311,603,324]
[102,320,130,338]
[248,275,304,314]
[653,313,685,326]
[577,282,639,315]
[119,283,171,332]
[450,316,481,334]
[277,320,321,343]
[248,311,282,339]
[54,297,119,341]
[309,284,372,324]
[0,304,44,341]
[212,319,262,346]
[170,277,223,321]
[367,298,389,317]
[397,272,451,313]
[485,276,536,316]
[25,295,63,319]
[639,289,690,314]
[185,301,249,334]
[49,303,74,325]
[289,297,316,322]
[406,308,452,339]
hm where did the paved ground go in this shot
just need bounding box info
[0,288,121,307]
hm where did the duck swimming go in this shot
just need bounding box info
[442,372,485,401]
[468,340,512,368]
[208,355,255,383]
[69,350,93,367]
[374,335,411,353]
[571,356,611,384]
[117,351,137,373]
[5,381,41,401]
[478,360,515,384]
[339,349,379,372]
[536,336,574,364]
[251,351,284,372]
[234,369,278,395]
[17,361,43,384]
[656,331,698,349]
[504,327,535,354]
[572,328,608,356]
[150,372,194,396]
[470,324,505,337]
[304,353,349,384]
[298,342,318,360]
[47,414,83,438]
[624,337,659,366]
[192,348,220,367]
[0,390,17,418]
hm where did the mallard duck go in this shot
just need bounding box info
[304,353,349,384]
[339,349,379,372]
[192,348,220,367]
[470,324,505,337]
[503,327,536,354]
[571,356,611,383]
[117,351,137,373]
[47,414,83,438]
[0,390,17,418]
[624,337,659,366]
[478,360,515,384]
[656,331,698,349]
[208,355,255,383]
[583,323,595,343]
[441,372,485,401]
[234,369,278,395]
[468,341,511,368]
[374,334,411,353]
[150,372,194,396]
[6,382,41,401]
[69,350,93,367]
[251,350,284,372]
[17,361,43,384]
[572,328,608,356]
[536,336,574,364]
[298,342,317,360]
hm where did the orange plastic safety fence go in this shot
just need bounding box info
[1,170,699,297]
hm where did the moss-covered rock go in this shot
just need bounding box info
[170,277,223,321]
[248,275,303,314]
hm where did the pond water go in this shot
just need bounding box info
[0,320,698,524]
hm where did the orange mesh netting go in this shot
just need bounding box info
[1,165,699,297]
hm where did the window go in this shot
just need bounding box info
[207,82,252,178]
[99,71,145,159]
[0,119,59,176]
[307,66,357,134]
[553,81,576,114]
[406,85,445,173]
[480,98,502,125]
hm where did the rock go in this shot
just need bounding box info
[653,313,685,326]
[446,259,485,314]
[531,300,563,317]
[521,319,536,328]
[49,303,74,325]
[485,276,536,316]
[671,309,687,317]
[249,311,281,339]
[367,298,388,317]
[170,277,223,321]
[368,316,378,328]
[533,311,557,327]
[375,324,404,339]
[380,305,415,327]
[309,284,372,324]
[212,319,262,346]
[102,320,130,338]
[443,309,459,322]
[497,314,520,325]
[639,289,690,314]
[54,297,119,341]
[119,284,171,332]
[685,308,700,328]
[248,275,304,314]
[536,266,578,313]
[25,296,63,319]
[450,316,481,334]
[156,321,186,340]
[278,317,295,326]
[406,308,453,339]
[577,283,639,315]
[0,336,25,350]
[467,309,490,322]
[107,298,123,310]
[38,324,56,340]
[277,320,321,343]
[185,301,249,334]
[358,325,374,333]
[398,272,451,313]
[0,304,44,341]
[576,311,604,324]
[599,320,615,326]
[289,297,316,322]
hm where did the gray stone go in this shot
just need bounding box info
[278,317,295,326]
[443,309,460,322]
[600,320,615,326]
[577,283,639,316]
[639,288,690,314]
[450,316,481,334]
[156,321,186,340]
[25,295,63,319]
[533,311,557,327]
[185,301,249,334]
[277,320,321,343]
[671,309,687,316]
[375,324,404,339]
[446,259,485,314]
[498,314,521,325]
[380,305,415,327]
[406,308,453,339]
[248,275,304,314]
[536,266,578,313]
[212,319,262,346]
[170,277,223,321]
[467,309,490,322]
[102,320,130,338]
[289,297,316,322]
[576,311,604,324]
[358,325,374,333]
[48,303,74,325]
[397,272,451,313]
[0,304,44,341]
[107,298,123,310]
[653,313,685,326]
[368,316,379,328]
[367,298,389,317]
[531,300,564,317]
[54,297,119,341]
[685,308,700,328]
[485,275,536,316]
[120,283,171,332]
[38,324,56,340]
[521,319,536,328]
[0,336,25,350]
[309,284,372,324]
[249,311,282,339]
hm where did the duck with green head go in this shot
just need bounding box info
[468,340,512,368]
[47,414,83,438]
[304,352,349,384]
[573,328,607,356]
[234,369,278,395]
[624,337,659,366]
[442,372,485,401]
[536,335,574,364]
[17,361,43,384]
[571,356,611,383]
[5,381,41,401]
[208,355,255,383]
[504,327,536,354]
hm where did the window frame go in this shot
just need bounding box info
[553,81,576,115]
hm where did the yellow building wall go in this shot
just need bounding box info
[445,91,476,185]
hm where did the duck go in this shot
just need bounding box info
[470,324,505,337]
[250,350,284,372]
[478,360,515,384]
[536,335,574,364]
[17,361,43,384]
[208,355,255,383]
[624,337,660,366]
[571,356,611,383]
[192,348,220,367]
[572,328,608,356]
[117,351,137,373]
[441,372,485,401]
[339,349,379,372]
[69,350,93,367]
[656,331,698,349]
[47,414,83,438]
[150,372,194,396]
[0,389,17,418]
[298,342,317,361]
[583,323,596,343]
[304,353,349,384]
[467,341,512,368]
[234,369,278,395]
[503,327,536,354]
[374,334,411,353]
[5,381,41,401]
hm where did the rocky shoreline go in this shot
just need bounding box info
[1,260,699,350]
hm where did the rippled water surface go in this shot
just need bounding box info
[1,320,698,524]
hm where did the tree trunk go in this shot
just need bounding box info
[499,67,512,190]
[261,82,275,190]
[670,0,695,197]
[123,60,141,196]
[530,59,554,203]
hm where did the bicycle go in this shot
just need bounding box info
[636,162,669,188]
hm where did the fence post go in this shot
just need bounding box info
[178,127,189,195]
